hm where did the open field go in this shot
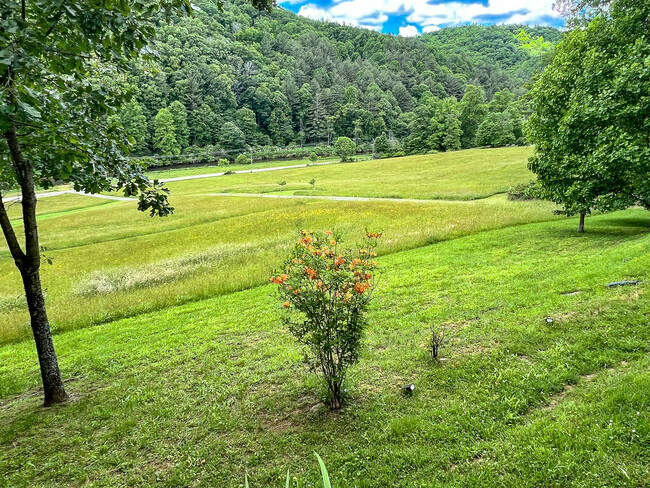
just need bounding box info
[1,210,648,487]
[0,148,555,343]
[147,155,364,180]
[163,147,535,201]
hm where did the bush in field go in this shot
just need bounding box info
[235,153,251,165]
[309,151,318,162]
[507,181,540,201]
[217,158,229,166]
[334,137,356,162]
[374,134,391,158]
[271,230,381,410]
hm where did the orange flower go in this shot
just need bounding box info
[354,282,365,294]
[325,230,333,236]
[270,274,289,285]
[330,239,337,246]
[366,232,382,239]
[304,267,318,279]
[293,289,300,295]
[283,301,291,308]
[364,273,371,280]
[372,260,378,266]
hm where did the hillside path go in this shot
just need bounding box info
[158,160,338,183]
[3,190,137,203]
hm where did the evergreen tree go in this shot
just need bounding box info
[234,107,260,146]
[154,108,181,155]
[308,91,329,142]
[190,104,219,146]
[119,100,149,152]
[168,101,190,150]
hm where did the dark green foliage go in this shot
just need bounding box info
[526,0,650,225]
[118,100,149,152]
[154,108,181,156]
[114,1,558,157]
[374,135,391,158]
[507,181,540,201]
[219,122,246,151]
[168,101,190,150]
[458,85,488,149]
[475,112,516,148]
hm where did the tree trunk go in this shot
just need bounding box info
[578,213,585,233]
[20,268,68,406]
[2,122,68,406]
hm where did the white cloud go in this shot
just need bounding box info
[399,25,419,36]
[422,25,441,33]
[293,0,563,33]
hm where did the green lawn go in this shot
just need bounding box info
[0,148,553,343]
[168,147,534,200]
[1,210,648,487]
[147,155,348,180]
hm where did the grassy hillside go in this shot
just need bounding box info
[0,148,551,343]
[1,210,648,487]
[166,147,535,201]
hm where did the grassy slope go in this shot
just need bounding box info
[0,148,552,342]
[165,147,535,200]
[1,211,648,487]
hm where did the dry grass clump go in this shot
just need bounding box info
[74,243,267,296]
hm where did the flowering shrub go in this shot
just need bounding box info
[271,230,381,410]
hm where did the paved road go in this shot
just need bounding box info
[4,190,137,204]
[4,160,342,202]
[159,160,339,183]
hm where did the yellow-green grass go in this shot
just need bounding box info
[6,193,114,222]
[0,192,558,343]
[168,147,534,200]
[1,210,648,487]
[146,155,352,180]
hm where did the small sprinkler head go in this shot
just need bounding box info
[402,383,415,394]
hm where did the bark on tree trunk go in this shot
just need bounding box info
[578,213,585,233]
[20,268,68,406]
[2,122,68,406]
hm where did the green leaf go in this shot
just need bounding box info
[314,452,331,488]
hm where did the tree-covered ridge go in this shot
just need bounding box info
[120,0,560,157]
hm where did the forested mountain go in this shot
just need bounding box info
[118,0,560,158]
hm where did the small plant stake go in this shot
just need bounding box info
[428,323,454,362]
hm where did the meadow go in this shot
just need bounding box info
[1,210,648,487]
[1,147,648,487]
[0,147,553,343]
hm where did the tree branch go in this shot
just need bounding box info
[4,120,41,270]
[0,192,26,266]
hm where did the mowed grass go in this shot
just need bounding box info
[148,155,354,180]
[0,211,648,487]
[0,147,554,343]
[170,147,534,200]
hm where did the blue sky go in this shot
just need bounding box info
[279,0,565,36]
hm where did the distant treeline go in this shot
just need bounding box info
[114,0,560,163]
